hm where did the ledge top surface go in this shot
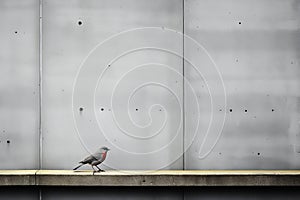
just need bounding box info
[0,169,300,175]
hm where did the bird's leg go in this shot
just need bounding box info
[91,165,97,175]
[96,165,104,172]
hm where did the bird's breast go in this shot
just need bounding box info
[101,152,107,162]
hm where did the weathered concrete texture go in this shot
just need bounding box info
[0,170,36,186]
[0,170,300,186]
[1,170,300,186]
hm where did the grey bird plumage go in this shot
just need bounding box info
[73,146,110,172]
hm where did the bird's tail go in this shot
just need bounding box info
[73,163,84,170]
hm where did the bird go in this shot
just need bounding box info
[73,146,110,172]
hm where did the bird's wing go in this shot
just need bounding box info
[91,152,103,160]
[80,155,97,164]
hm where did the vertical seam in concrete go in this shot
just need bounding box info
[38,0,43,170]
[182,0,185,171]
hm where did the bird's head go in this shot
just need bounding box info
[100,146,110,152]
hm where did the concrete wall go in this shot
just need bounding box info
[0,0,300,198]
[1,0,299,171]
[184,0,300,169]
[42,0,184,170]
[0,0,39,169]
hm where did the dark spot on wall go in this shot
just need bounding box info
[78,20,83,26]
[238,21,242,25]
[79,107,83,112]
[14,31,18,34]
[219,109,222,111]
[236,59,239,62]
[229,109,233,112]
[272,109,274,112]
[100,108,104,111]
[244,109,247,113]
[135,108,138,111]
[142,179,146,183]
[257,153,260,156]
[7,140,10,144]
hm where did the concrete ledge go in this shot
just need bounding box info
[1,170,300,186]
[0,170,36,186]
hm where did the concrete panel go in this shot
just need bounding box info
[1,170,299,186]
[184,0,300,169]
[34,170,300,186]
[0,0,39,169]
[0,170,36,186]
[42,0,183,170]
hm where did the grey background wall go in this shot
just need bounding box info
[0,0,300,198]
[0,0,39,169]
[42,0,184,170]
[1,0,300,170]
[184,0,300,169]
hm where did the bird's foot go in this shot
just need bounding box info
[97,169,105,172]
